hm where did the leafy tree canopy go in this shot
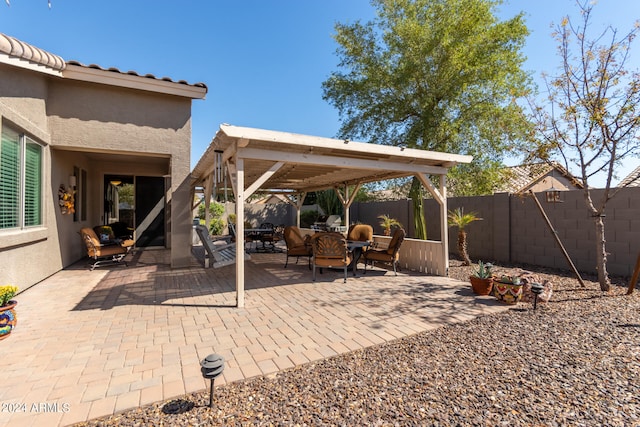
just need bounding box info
[322,0,533,195]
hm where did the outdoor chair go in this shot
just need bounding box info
[258,222,283,252]
[283,226,312,268]
[194,225,250,268]
[312,232,353,283]
[81,227,133,271]
[363,228,405,276]
[347,224,373,247]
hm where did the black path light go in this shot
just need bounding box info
[200,353,225,409]
[530,282,545,310]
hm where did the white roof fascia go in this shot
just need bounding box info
[63,63,207,99]
[220,124,472,165]
[0,53,63,77]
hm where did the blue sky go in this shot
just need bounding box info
[1,0,638,187]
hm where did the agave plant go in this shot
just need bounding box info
[473,261,493,279]
[447,207,482,266]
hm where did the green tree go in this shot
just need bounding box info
[527,1,640,291]
[322,0,532,238]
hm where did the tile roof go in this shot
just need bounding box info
[0,32,206,91]
[66,60,207,89]
[0,33,65,70]
[496,161,583,194]
[618,165,640,188]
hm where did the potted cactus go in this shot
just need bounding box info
[0,285,18,340]
[469,261,493,295]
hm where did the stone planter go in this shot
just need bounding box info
[469,276,493,295]
[0,301,17,340]
[493,281,523,304]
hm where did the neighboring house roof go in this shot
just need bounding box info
[618,165,640,188]
[0,33,207,98]
[496,161,584,194]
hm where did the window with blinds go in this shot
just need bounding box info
[0,125,43,230]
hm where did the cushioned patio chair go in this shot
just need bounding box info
[81,227,133,270]
[283,226,312,268]
[363,228,405,276]
[312,232,353,283]
[347,224,373,246]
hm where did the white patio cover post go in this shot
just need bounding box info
[439,174,449,275]
[334,183,362,230]
[235,157,245,308]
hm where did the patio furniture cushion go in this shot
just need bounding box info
[363,228,405,276]
[312,232,353,283]
[347,224,373,246]
[93,225,134,248]
[283,226,312,268]
[81,227,132,270]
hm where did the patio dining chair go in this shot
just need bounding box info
[283,226,312,268]
[312,232,353,283]
[258,222,283,252]
[363,228,405,276]
[347,224,373,246]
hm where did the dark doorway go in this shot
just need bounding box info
[135,176,165,247]
[104,175,135,229]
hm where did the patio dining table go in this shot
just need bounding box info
[347,240,372,275]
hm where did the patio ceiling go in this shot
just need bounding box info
[191,124,473,197]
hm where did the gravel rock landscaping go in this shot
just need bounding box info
[73,261,639,426]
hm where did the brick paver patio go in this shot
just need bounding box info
[0,247,509,426]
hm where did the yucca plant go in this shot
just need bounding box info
[447,207,482,266]
[378,214,402,236]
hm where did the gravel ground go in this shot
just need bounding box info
[74,261,640,427]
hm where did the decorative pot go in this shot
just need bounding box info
[0,300,17,340]
[469,276,493,295]
[493,281,523,304]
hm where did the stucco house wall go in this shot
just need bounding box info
[0,34,206,290]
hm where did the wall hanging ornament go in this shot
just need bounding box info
[58,184,75,215]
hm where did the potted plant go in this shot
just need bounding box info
[469,261,493,295]
[447,207,482,266]
[0,285,19,340]
[378,214,402,236]
[493,274,524,304]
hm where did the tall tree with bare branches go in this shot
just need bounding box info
[528,1,640,291]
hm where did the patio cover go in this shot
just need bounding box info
[191,124,472,307]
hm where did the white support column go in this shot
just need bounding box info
[334,183,362,228]
[439,174,449,276]
[235,157,245,308]
[296,192,306,227]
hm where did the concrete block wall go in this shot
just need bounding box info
[349,187,640,277]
